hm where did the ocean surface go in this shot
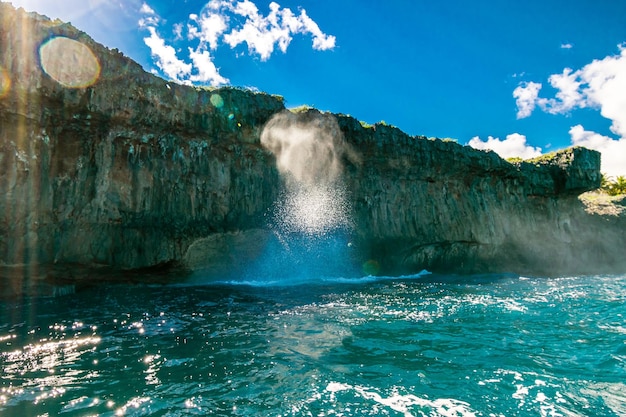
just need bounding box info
[1,272,625,416]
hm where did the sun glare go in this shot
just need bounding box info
[0,66,10,98]
[39,36,101,88]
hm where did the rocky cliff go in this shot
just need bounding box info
[1,3,624,279]
[339,117,623,275]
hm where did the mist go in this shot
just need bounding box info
[261,110,358,236]
[261,110,352,187]
[251,110,363,280]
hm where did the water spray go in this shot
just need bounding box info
[255,109,361,280]
[261,110,357,236]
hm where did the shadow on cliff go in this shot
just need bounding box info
[0,262,190,300]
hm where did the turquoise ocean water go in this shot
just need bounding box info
[1,272,625,416]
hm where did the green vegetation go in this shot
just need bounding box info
[376,120,398,129]
[194,85,218,92]
[600,174,626,196]
[271,94,284,102]
[526,151,558,165]
[289,104,315,113]
[506,157,523,164]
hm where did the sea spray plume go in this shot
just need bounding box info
[260,109,359,236]
[255,109,362,280]
[275,183,350,236]
[261,110,348,187]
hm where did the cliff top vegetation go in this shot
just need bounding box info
[600,175,626,196]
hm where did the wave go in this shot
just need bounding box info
[209,269,432,288]
[323,381,477,417]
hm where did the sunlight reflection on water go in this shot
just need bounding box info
[0,274,625,416]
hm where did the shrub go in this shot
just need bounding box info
[600,174,626,196]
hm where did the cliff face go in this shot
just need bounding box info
[1,4,624,278]
[0,4,283,269]
[338,117,622,275]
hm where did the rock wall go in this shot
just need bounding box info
[0,4,283,269]
[337,116,622,275]
[1,3,624,278]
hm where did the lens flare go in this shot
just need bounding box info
[0,66,10,98]
[210,93,224,108]
[39,37,100,88]
[362,259,381,276]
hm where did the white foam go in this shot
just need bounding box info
[324,382,477,417]
[581,382,626,416]
[212,270,432,288]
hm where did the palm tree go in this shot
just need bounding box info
[600,173,613,192]
[602,175,626,196]
[614,176,626,195]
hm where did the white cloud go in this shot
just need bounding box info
[140,1,227,86]
[222,4,289,60]
[513,81,542,119]
[138,15,160,28]
[512,44,626,175]
[537,68,584,114]
[514,44,626,125]
[570,125,626,177]
[560,43,573,49]
[139,2,155,15]
[188,12,229,50]
[468,133,542,159]
[188,48,229,85]
[173,23,183,40]
[299,9,336,51]
[138,2,159,28]
[216,0,335,60]
[232,0,260,18]
[579,45,626,137]
[143,26,192,82]
[138,0,335,86]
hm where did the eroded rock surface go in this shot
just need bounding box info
[1,3,624,278]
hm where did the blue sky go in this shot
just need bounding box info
[6,0,626,175]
